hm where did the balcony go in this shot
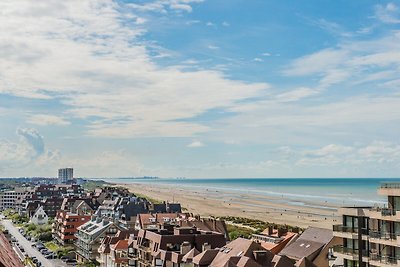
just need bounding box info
[333,225,368,240]
[379,183,400,197]
[333,245,366,261]
[368,207,400,221]
[369,230,400,246]
[370,253,400,267]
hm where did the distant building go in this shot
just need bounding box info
[30,206,49,225]
[58,168,73,184]
[0,188,28,210]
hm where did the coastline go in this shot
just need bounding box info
[117,182,341,229]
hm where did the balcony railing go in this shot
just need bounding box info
[333,246,367,257]
[333,225,358,233]
[369,230,397,240]
[370,253,398,265]
[370,207,396,216]
[381,183,400,189]
[332,225,369,235]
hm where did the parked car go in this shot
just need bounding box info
[20,247,25,252]
[31,257,38,264]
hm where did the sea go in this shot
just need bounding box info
[100,178,400,208]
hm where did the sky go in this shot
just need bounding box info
[1,0,400,178]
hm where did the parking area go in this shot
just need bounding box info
[1,219,70,267]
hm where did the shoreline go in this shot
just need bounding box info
[116,182,341,229]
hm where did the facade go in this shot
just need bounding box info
[53,200,94,245]
[0,189,28,210]
[192,237,298,267]
[97,231,133,267]
[333,183,400,267]
[58,168,74,184]
[129,226,226,267]
[30,206,49,225]
[75,216,126,263]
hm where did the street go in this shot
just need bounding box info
[1,219,68,267]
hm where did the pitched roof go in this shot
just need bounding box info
[193,249,219,265]
[0,232,24,267]
[112,240,129,251]
[295,257,317,267]
[279,227,333,261]
[182,247,200,262]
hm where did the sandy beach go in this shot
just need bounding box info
[118,182,340,229]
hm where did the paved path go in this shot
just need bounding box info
[1,219,67,267]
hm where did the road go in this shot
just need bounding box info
[0,219,68,267]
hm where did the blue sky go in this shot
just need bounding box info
[1,0,400,178]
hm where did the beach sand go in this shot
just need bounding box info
[118,183,340,229]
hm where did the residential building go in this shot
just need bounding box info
[333,183,400,267]
[252,226,299,254]
[135,213,186,230]
[53,200,95,245]
[0,188,28,210]
[0,231,24,267]
[75,215,126,263]
[30,206,49,225]
[130,225,226,267]
[192,237,297,267]
[59,168,74,184]
[97,230,134,267]
[279,227,340,267]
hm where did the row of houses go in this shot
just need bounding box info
[2,180,342,267]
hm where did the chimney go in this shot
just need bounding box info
[267,225,273,235]
[180,241,191,255]
[213,219,217,231]
[91,215,97,222]
[277,227,287,237]
[202,242,211,252]
[253,251,267,264]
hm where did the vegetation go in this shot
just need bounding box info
[226,224,257,240]
[2,209,29,225]
[219,216,303,240]
[133,192,163,204]
[82,180,108,191]
[45,241,59,251]
[56,246,75,258]
[22,222,53,241]
[78,260,99,267]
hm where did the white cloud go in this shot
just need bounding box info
[207,45,219,50]
[262,52,271,57]
[0,0,268,139]
[28,114,70,126]
[187,140,205,148]
[253,58,263,62]
[206,22,215,27]
[0,128,58,173]
[222,21,230,27]
[375,3,400,24]
[275,87,319,102]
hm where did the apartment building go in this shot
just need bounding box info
[58,168,74,184]
[53,200,95,245]
[0,188,28,209]
[333,183,400,267]
[75,216,126,263]
[129,225,226,267]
